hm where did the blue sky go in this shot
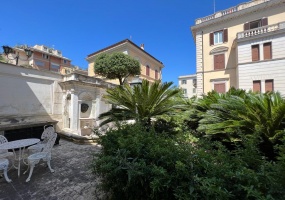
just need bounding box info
[0,0,244,85]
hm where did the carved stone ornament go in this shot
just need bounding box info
[81,103,89,113]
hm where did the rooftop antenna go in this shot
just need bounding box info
[214,0,216,13]
[130,35,132,41]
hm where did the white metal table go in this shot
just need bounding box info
[0,138,40,177]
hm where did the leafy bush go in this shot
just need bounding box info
[92,124,285,199]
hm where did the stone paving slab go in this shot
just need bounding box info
[0,139,104,200]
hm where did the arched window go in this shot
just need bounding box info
[146,65,150,76]
[155,70,158,79]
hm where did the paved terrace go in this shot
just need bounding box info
[0,139,104,200]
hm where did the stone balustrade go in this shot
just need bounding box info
[237,21,285,39]
[195,0,271,25]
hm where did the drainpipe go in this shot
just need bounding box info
[202,31,205,94]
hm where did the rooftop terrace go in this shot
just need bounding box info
[195,0,271,25]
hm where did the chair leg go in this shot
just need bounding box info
[47,159,55,173]
[26,162,36,182]
[23,164,30,174]
[3,167,12,183]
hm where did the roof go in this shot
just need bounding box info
[178,74,196,79]
[14,45,72,61]
[86,39,163,64]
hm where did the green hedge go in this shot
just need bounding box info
[92,124,285,200]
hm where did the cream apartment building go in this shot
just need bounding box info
[178,74,197,98]
[86,39,164,85]
[191,0,285,95]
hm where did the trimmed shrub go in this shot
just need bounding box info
[92,124,285,199]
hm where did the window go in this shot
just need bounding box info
[263,42,272,60]
[43,46,47,51]
[244,18,268,30]
[146,65,150,76]
[214,31,223,44]
[182,80,187,84]
[251,45,260,61]
[253,80,261,92]
[42,54,49,59]
[155,70,158,79]
[65,69,71,74]
[182,89,187,94]
[265,79,274,92]
[250,20,262,29]
[35,60,45,67]
[214,83,226,93]
[63,59,68,64]
[209,29,228,46]
[214,54,225,70]
[193,88,196,93]
[193,79,197,87]
[51,63,60,71]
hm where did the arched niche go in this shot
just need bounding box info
[78,91,95,119]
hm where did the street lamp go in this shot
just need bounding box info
[129,75,142,88]
[2,45,33,65]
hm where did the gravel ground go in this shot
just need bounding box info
[0,138,104,200]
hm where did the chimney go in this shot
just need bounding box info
[140,44,144,50]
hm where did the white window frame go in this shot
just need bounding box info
[214,31,223,45]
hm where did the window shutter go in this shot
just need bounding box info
[214,83,226,93]
[146,65,150,76]
[262,17,268,26]
[214,54,225,70]
[244,22,250,30]
[210,32,214,46]
[155,70,158,79]
[223,29,228,43]
[263,42,272,60]
[253,80,261,92]
[251,45,260,61]
[265,80,274,92]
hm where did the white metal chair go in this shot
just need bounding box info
[0,135,14,159]
[25,132,57,182]
[0,158,12,183]
[27,126,55,154]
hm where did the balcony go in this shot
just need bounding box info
[195,0,271,25]
[237,21,285,39]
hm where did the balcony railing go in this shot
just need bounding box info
[237,22,285,39]
[195,0,271,25]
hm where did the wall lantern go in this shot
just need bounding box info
[129,75,142,88]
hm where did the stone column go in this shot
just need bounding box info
[78,100,82,135]
[196,31,204,97]
[70,89,79,133]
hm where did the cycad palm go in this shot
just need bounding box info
[99,80,181,127]
[198,92,285,142]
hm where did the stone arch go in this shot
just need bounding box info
[78,91,94,101]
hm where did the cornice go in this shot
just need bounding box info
[86,39,163,65]
[191,0,284,34]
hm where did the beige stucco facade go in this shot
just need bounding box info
[86,39,164,85]
[191,0,285,95]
